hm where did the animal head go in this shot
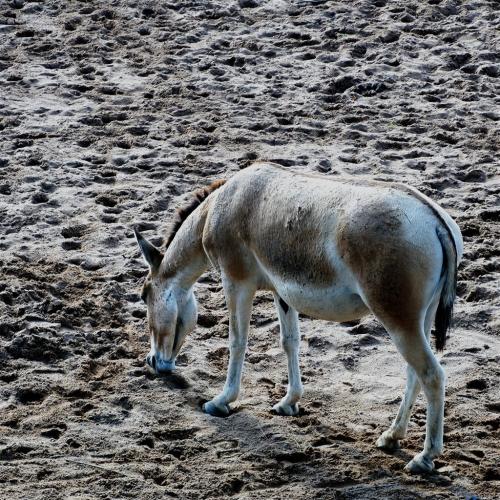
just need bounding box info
[134,228,197,373]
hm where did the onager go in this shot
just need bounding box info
[134,162,463,474]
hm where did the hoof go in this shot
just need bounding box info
[405,453,435,474]
[203,400,230,417]
[272,402,299,416]
[376,431,400,451]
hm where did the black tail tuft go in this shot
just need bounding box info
[434,290,453,351]
[434,228,458,351]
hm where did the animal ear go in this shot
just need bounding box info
[134,228,163,270]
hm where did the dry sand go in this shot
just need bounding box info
[0,1,499,499]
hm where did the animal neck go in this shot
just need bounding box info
[160,203,210,289]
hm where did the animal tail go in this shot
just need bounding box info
[434,226,458,351]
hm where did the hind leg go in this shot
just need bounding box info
[377,364,421,451]
[404,340,445,473]
[383,322,445,473]
[377,296,439,451]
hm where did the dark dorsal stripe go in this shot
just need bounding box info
[165,179,226,248]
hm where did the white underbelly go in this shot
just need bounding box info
[284,285,368,321]
[252,244,369,322]
[264,277,370,322]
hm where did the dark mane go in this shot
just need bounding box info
[165,179,226,247]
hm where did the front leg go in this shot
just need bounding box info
[272,294,303,416]
[203,279,254,417]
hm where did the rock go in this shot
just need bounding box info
[379,30,400,43]
[466,379,488,390]
[197,312,220,328]
[456,169,487,183]
[238,0,259,8]
[80,258,105,271]
[61,240,82,251]
[316,159,332,172]
[479,65,499,78]
[437,465,455,474]
[485,402,500,412]
[327,75,359,94]
[31,192,49,204]
[61,225,87,238]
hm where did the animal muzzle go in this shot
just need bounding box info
[146,353,176,373]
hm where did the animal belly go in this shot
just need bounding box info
[277,283,370,322]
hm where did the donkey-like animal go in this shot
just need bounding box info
[134,162,463,474]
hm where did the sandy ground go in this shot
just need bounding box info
[0,1,499,499]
